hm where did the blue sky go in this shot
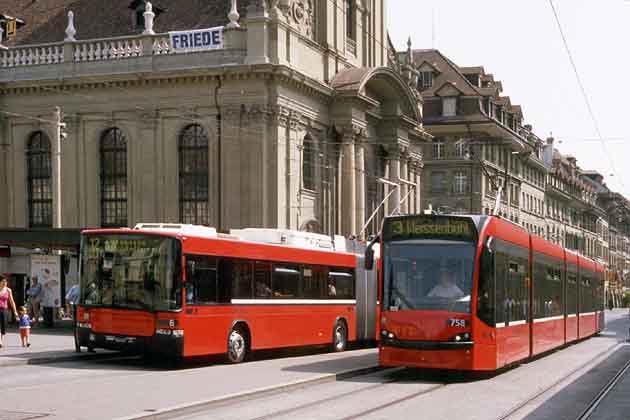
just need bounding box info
[388,0,630,197]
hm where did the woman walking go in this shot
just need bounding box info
[0,276,19,348]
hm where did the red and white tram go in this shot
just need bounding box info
[369,214,605,371]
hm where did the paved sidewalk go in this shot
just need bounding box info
[0,320,109,366]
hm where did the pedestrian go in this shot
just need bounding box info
[27,275,42,325]
[65,284,80,320]
[0,276,19,348]
[17,306,32,347]
[40,269,58,328]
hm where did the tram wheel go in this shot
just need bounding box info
[227,327,247,364]
[332,320,348,352]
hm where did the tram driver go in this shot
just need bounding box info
[427,263,465,299]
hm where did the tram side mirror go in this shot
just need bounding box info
[485,236,495,254]
[365,247,374,271]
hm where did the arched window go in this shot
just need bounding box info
[26,131,52,228]
[100,128,128,227]
[302,135,316,191]
[179,124,209,225]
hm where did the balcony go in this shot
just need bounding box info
[0,30,248,83]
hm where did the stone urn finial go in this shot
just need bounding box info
[143,2,156,35]
[227,0,240,28]
[65,11,77,41]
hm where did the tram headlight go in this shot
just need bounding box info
[381,329,388,337]
[452,332,472,342]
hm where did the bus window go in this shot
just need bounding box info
[273,264,300,298]
[329,269,354,299]
[254,262,272,298]
[186,255,218,304]
[232,260,253,299]
[302,266,325,299]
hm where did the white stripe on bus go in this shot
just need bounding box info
[230,299,357,305]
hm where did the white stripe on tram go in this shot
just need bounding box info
[495,320,527,328]
[533,315,565,323]
[230,299,357,305]
[580,311,596,317]
[567,313,577,318]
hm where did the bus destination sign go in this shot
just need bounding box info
[383,215,477,242]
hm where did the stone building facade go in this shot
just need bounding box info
[404,48,547,234]
[400,48,630,301]
[0,0,429,251]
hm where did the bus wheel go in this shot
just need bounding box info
[333,321,347,352]
[227,328,247,363]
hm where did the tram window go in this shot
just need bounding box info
[494,251,507,325]
[186,255,218,304]
[254,262,272,298]
[273,264,300,298]
[329,269,355,299]
[302,266,325,299]
[232,260,253,299]
[533,260,547,319]
[567,270,577,315]
[476,244,495,326]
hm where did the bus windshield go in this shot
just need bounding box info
[80,234,182,311]
[383,241,475,313]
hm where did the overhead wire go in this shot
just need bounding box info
[548,0,625,188]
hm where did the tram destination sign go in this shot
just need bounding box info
[383,215,477,242]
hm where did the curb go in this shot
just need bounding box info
[115,364,389,420]
[0,351,120,367]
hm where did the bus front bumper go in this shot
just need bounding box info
[76,327,184,357]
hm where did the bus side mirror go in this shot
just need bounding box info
[365,246,374,271]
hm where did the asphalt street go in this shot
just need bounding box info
[0,310,627,420]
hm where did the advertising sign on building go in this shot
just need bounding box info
[169,26,224,53]
[30,255,61,308]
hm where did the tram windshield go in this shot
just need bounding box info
[383,241,475,313]
[79,234,182,311]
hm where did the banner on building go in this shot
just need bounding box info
[30,255,61,308]
[169,26,224,53]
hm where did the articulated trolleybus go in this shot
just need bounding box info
[367,214,604,371]
[76,224,377,362]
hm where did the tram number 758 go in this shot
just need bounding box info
[447,319,467,328]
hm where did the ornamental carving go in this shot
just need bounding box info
[290,0,315,39]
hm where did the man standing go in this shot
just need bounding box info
[26,276,42,326]
[65,284,80,320]
[41,268,58,328]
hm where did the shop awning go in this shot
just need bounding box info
[0,228,83,252]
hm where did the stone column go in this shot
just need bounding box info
[245,1,270,64]
[415,163,423,213]
[400,158,408,214]
[0,114,8,226]
[383,159,390,216]
[355,132,366,237]
[387,151,401,215]
[341,134,356,236]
